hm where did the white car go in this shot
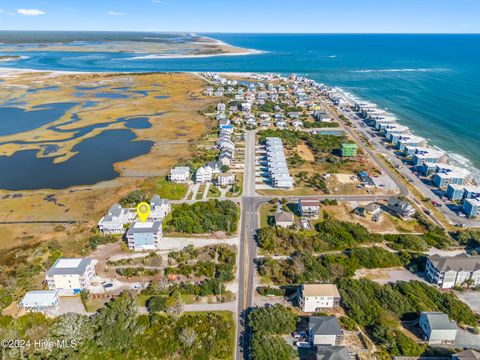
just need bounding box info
[295,341,311,348]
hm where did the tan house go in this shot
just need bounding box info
[298,284,341,312]
[274,212,294,228]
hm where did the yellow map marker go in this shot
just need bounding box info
[136,202,151,223]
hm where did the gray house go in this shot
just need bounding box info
[308,316,342,346]
[419,312,457,344]
[315,346,351,360]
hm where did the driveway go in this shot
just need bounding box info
[58,296,87,316]
[454,328,480,350]
[455,291,480,313]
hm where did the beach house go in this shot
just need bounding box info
[396,134,426,152]
[169,166,190,183]
[387,197,416,218]
[308,316,342,346]
[217,173,236,187]
[419,312,457,345]
[196,166,213,183]
[432,164,471,188]
[298,284,341,312]
[315,346,351,360]
[412,147,447,167]
[341,143,358,157]
[20,291,59,315]
[298,199,321,217]
[149,194,171,221]
[98,203,135,234]
[126,221,163,251]
[46,258,96,295]
[446,184,480,201]
[273,212,295,228]
[425,253,480,288]
[463,198,480,218]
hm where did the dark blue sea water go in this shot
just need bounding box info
[1,33,480,175]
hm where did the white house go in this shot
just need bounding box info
[298,284,341,312]
[196,166,213,183]
[217,173,236,187]
[298,199,321,217]
[274,212,294,228]
[169,166,190,183]
[98,203,135,234]
[419,312,457,345]
[425,253,480,289]
[308,316,342,346]
[149,194,171,221]
[126,221,162,251]
[46,258,96,295]
[20,291,59,315]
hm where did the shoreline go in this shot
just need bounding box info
[332,86,480,183]
[2,65,479,184]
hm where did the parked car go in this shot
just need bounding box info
[295,342,311,348]
[103,283,113,289]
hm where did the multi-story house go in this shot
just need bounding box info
[425,253,480,288]
[98,203,135,234]
[46,258,96,295]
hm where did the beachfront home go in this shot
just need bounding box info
[432,164,471,188]
[298,199,321,217]
[149,195,171,221]
[217,173,236,187]
[425,253,480,288]
[464,198,480,218]
[196,166,213,183]
[169,166,190,183]
[396,134,426,152]
[217,102,226,113]
[298,284,341,312]
[274,212,294,228]
[446,184,480,201]
[98,203,135,234]
[341,143,358,157]
[46,258,96,295]
[384,125,409,141]
[126,221,163,251]
[20,291,59,315]
[419,312,457,345]
[308,316,342,346]
[412,147,447,167]
[218,150,234,166]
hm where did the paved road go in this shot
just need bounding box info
[236,130,262,360]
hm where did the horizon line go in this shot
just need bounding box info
[0,30,479,35]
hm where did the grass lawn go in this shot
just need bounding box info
[260,202,276,228]
[196,184,206,200]
[208,185,221,198]
[226,174,243,198]
[85,298,107,313]
[142,176,188,200]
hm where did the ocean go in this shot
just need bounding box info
[1,32,480,175]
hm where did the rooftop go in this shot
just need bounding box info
[309,316,342,336]
[127,221,162,234]
[302,284,340,298]
[428,253,480,273]
[315,346,351,360]
[21,291,58,306]
[46,258,94,276]
[421,312,457,330]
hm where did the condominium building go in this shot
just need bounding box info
[46,258,96,295]
[126,221,163,251]
[425,254,480,288]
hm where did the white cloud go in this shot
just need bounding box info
[107,11,126,16]
[152,0,168,3]
[17,9,46,16]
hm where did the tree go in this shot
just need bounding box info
[51,312,93,352]
[94,292,143,351]
[179,328,197,347]
[220,165,230,173]
[165,291,184,316]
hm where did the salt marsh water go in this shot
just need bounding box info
[1,32,480,186]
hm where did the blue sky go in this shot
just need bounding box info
[0,0,479,33]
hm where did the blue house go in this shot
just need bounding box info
[463,199,480,218]
[412,148,446,167]
[446,184,465,201]
[432,165,470,188]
